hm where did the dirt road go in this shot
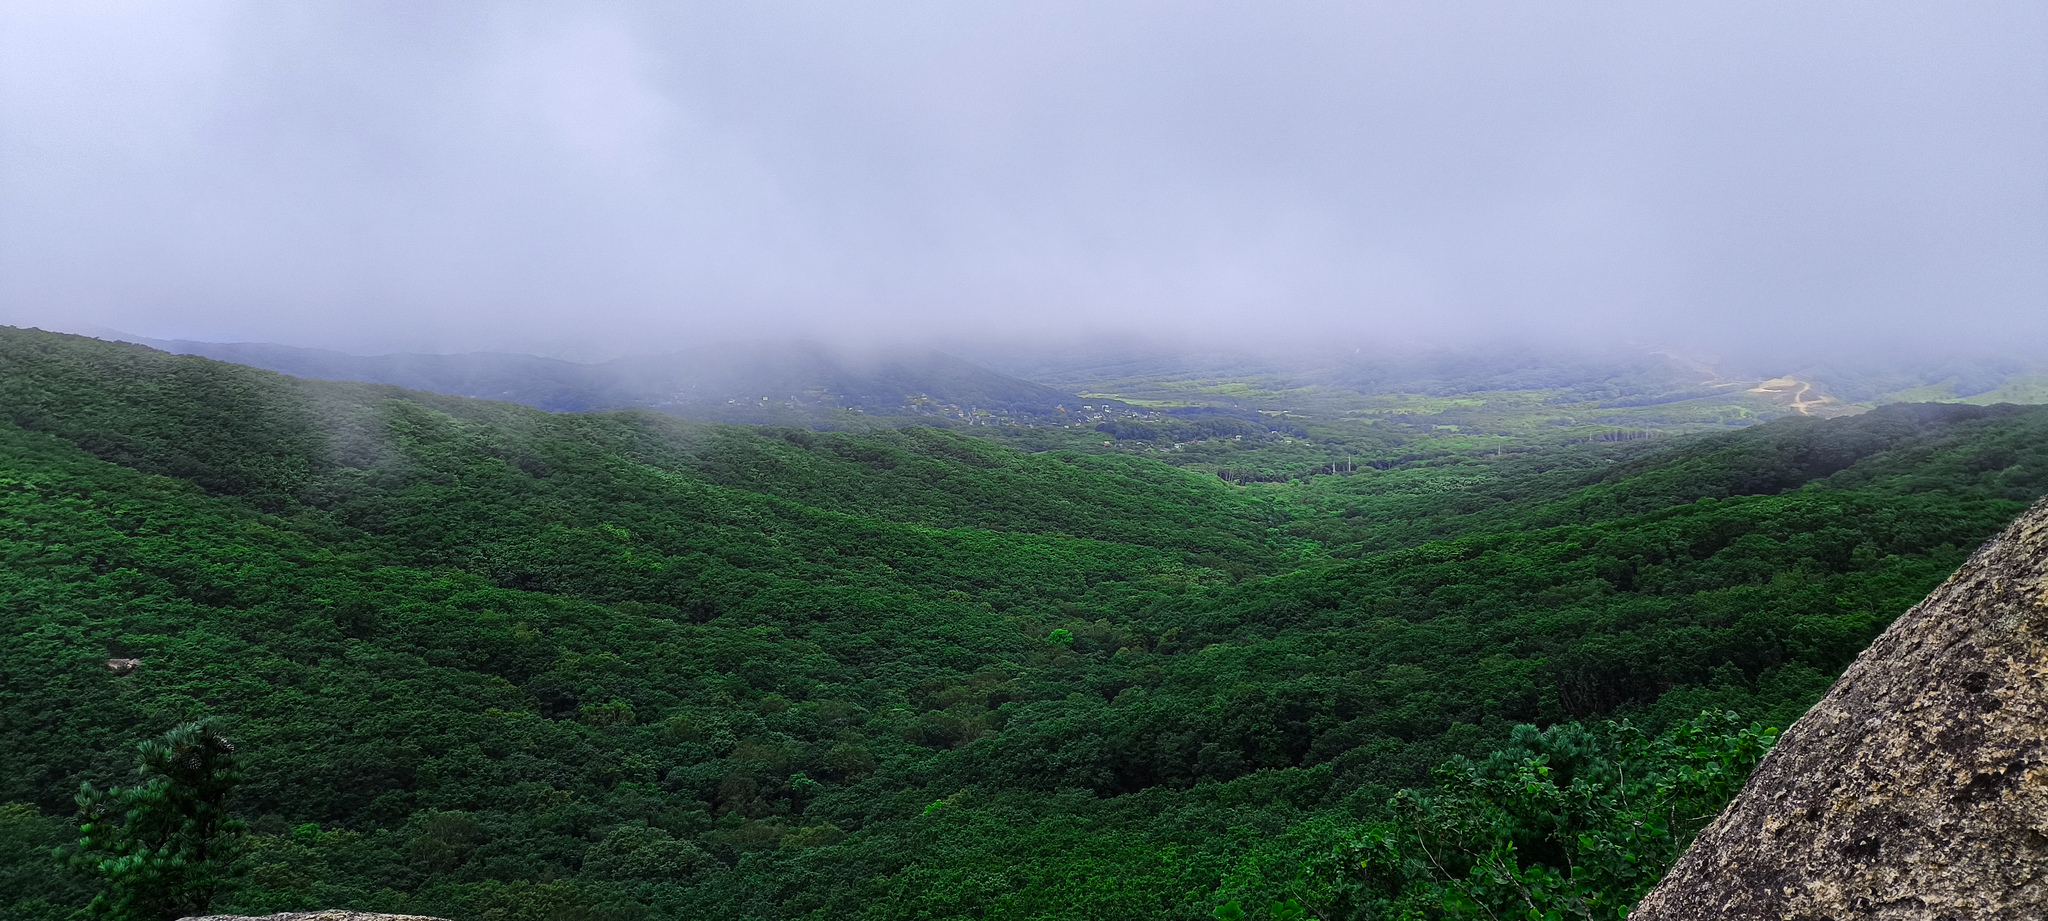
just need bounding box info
[1748,376,1832,415]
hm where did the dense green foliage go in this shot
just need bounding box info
[0,803,91,921]
[2,328,2045,919]
[1218,713,1777,920]
[69,721,245,920]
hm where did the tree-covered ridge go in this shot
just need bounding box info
[1275,400,2048,558]
[0,330,1286,564]
[1,327,2044,920]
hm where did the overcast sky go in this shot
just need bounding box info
[1,1,2042,357]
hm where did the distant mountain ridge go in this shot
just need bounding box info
[99,333,1080,427]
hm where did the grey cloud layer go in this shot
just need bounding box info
[1,1,2042,355]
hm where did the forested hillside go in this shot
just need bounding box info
[3,327,2046,920]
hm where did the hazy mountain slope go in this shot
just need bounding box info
[602,341,1077,421]
[1276,401,2048,557]
[2,329,1264,560]
[99,335,624,410]
[1518,401,2048,528]
[108,332,1078,425]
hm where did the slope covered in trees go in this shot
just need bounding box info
[2,327,2044,920]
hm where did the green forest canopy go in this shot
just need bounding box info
[2,328,2045,920]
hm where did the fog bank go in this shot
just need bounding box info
[3,2,2043,357]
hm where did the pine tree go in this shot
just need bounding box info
[68,721,244,921]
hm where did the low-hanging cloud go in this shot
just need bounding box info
[1,1,2042,357]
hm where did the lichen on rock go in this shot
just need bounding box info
[1632,498,2048,919]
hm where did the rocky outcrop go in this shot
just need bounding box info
[1632,499,2048,919]
[179,913,446,921]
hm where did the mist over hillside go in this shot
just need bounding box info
[90,327,2048,439]
[109,333,1083,427]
